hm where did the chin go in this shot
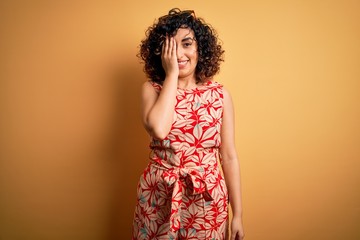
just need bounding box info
[179,71,195,79]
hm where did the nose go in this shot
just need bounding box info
[176,45,183,59]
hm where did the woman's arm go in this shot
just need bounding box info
[220,87,245,240]
[141,37,178,139]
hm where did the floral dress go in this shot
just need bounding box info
[132,80,229,240]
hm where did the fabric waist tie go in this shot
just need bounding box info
[151,163,215,233]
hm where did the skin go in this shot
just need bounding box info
[141,27,245,240]
[221,89,245,240]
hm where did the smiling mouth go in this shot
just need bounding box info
[178,60,188,67]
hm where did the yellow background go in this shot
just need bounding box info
[1,0,359,239]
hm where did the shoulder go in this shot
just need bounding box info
[141,81,162,102]
[143,80,162,93]
[208,80,223,88]
[208,80,228,98]
[221,85,231,97]
[205,80,223,93]
[210,80,229,96]
[217,84,234,107]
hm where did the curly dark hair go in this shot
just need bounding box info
[138,8,225,84]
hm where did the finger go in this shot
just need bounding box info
[232,230,240,240]
[161,36,167,58]
[165,36,170,54]
[172,38,177,57]
[167,36,170,55]
[168,37,173,56]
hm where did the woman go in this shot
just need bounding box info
[132,8,244,240]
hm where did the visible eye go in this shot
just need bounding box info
[184,42,192,47]
[183,40,194,48]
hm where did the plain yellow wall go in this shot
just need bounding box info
[1,0,359,239]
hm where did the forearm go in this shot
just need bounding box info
[146,76,177,139]
[222,156,243,218]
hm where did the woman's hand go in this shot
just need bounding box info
[161,36,179,78]
[230,215,245,240]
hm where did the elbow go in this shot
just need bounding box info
[152,130,168,140]
[219,150,239,166]
[145,116,171,140]
[148,125,170,140]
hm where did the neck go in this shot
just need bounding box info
[177,76,197,90]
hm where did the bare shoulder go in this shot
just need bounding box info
[221,86,234,107]
[142,81,155,91]
[222,86,230,97]
[142,81,158,98]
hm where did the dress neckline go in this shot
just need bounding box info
[177,80,213,91]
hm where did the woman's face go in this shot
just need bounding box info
[173,28,198,80]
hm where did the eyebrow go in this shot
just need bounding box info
[181,37,194,42]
